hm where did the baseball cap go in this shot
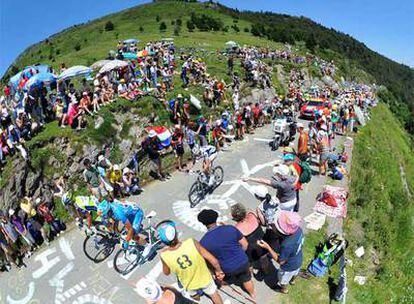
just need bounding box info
[134,278,162,302]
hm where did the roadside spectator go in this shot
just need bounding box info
[171,125,185,171]
[158,221,224,304]
[83,158,106,198]
[198,209,256,301]
[257,210,304,294]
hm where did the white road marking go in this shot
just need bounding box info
[6,281,35,304]
[172,196,235,232]
[253,137,272,143]
[32,248,61,279]
[59,237,75,260]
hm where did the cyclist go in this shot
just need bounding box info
[97,196,144,248]
[62,193,99,231]
[192,145,217,188]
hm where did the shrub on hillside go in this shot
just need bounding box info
[231,24,240,33]
[244,27,249,33]
[186,20,195,32]
[190,12,223,31]
[74,43,81,51]
[159,21,167,32]
[174,26,180,36]
[156,15,160,22]
[104,21,114,31]
[139,26,144,33]
[176,18,182,26]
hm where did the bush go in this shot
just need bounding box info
[223,26,229,33]
[159,21,167,32]
[74,43,81,51]
[139,26,144,33]
[174,26,180,36]
[186,20,195,32]
[244,27,249,33]
[104,20,114,31]
[190,12,223,31]
[231,24,240,33]
[176,18,182,26]
[156,15,160,22]
[171,20,175,25]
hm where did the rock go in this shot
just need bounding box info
[355,246,365,258]
[94,116,104,129]
[66,146,76,157]
[25,170,42,196]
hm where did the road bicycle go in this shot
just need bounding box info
[188,166,224,208]
[82,222,119,263]
[113,211,162,275]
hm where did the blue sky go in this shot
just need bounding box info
[1,0,413,77]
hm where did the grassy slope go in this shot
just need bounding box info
[7,2,282,80]
[346,103,414,303]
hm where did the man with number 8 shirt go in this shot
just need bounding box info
[158,220,224,304]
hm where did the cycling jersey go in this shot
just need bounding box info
[111,202,144,234]
[200,145,217,162]
[74,196,98,212]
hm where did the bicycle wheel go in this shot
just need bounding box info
[83,234,113,262]
[113,248,142,275]
[213,166,224,187]
[93,238,116,263]
[188,182,204,208]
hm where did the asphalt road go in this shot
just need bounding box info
[0,121,347,304]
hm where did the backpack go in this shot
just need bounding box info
[299,161,312,184]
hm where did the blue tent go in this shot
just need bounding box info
[24,72,57,91]
[9,72,23,88]
[122,52,138,60]
[58,65,92,80]
[124,38,139,44]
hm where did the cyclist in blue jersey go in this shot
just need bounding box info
[97,196,144,246]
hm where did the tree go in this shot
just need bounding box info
[305,34,317,52]
[104,21,114,31]
[176,18,182,26]
[74,43,81,51]
[156,15,160,22]
[139,26,144,33]
[159,21,167,32]
[186,20,195,32]
[244,27,249,33]
[232,24,240,33]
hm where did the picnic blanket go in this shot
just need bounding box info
[314,185,348,218]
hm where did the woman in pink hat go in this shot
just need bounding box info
[257,210,304,294]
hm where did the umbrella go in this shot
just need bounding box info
[90,60,111,70]
[24,72,57,90]
[33,64,50,74]
[99,60,128,73]
[124,38,139,44]
[137,50,149,58]
[225,41,238,48]
[9,71,23,88]
[122,52,138,60]
[58,65,92,80]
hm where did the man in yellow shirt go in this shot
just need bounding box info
[158,221,224,304]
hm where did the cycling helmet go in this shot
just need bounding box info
[97,200,111,217]
[253,185,269,199]
[283,153,295,162]
[156,220,177,245]
[61,192,73,206]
